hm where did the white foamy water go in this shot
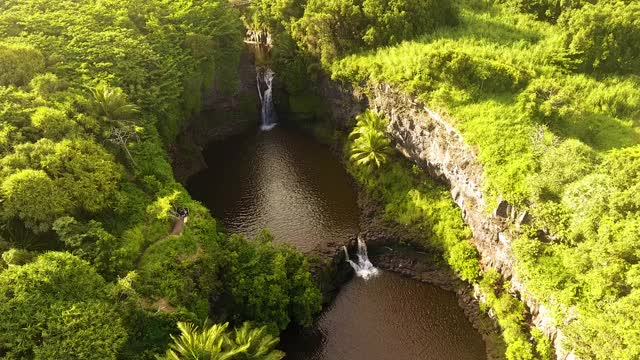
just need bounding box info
[343,236,379,280]
[257,68,278,131]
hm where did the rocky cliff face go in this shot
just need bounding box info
[171,48,260,182]
[321,80,575,360]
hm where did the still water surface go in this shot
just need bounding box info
[188,127,359,252]
[281,272,486,360]
[187,126,486,360]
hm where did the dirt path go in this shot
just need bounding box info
[137,216,188,268]
[170,216,187,235]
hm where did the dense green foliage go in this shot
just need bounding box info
[251,0,458,64]
[0,252,127,359]
[495,0,590,23]
[164,321,285,360]
[1,0,638,356]
[560,1,640,74]
[0,0,322,357]
[219,231,322,331]
[478,269,552,360]
[254,0,640,357]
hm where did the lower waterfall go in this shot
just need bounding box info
[343,236,379,280]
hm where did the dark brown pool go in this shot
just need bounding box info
[280,271,486,360]
[187,126,359,253]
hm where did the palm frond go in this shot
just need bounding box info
[90,84,140,123]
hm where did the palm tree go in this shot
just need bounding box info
[90,84,141,165]
[350,128,392,168]
[348,110,387,140]
[165,322,247,360]
[349,110,392,168]
[229,323,284,360]
[90,83,139,123]
[164,321,284,360]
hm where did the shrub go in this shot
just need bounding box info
[31,106,77,140]
[0,42,45,87]
[497,0,593,23]
[479,269,538,360]
[0,169,71,232]
[1,248,35,266]
[137,233,224,320]
[560,1,640,74]
[528,138,600,202]
[361,0,458,47]
[291,0,458,63]
[29,73,66,97]
[0,252,127,359]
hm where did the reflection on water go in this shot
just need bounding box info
[187,127,360,252]
[281,272,486,360]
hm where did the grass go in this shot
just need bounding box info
[330,2,640,206]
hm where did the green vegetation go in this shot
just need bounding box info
[251,0,640,358]
[164,321,284,360]
[347,132,480,283]
[348,110,393,168]
[0,0,321,358]
[0,252,127,359]
[251,0,457,60]
[220,231,322,332]
[478,268,550,360]
[1,0,638,356]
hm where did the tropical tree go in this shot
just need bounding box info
[90,84,142,165]
[560,1,640,74]
[164,321,284,360]
[221,232,322,331]
[349,110,392,168]
[349,109,387,137]
[90,84,140,123]
[229,322,285,360]
[165,322,241,360]
[0,138,124,232]
[0,42,45,87]
[0,169,71,232]
[0,252,127,359]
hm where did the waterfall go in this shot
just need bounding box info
[257,68,278,131]
[343,236,379,280]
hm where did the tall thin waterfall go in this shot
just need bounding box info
[257,68,278,131]
[343,236,379,280]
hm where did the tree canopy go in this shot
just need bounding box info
[0,252,127,359]
[0,0,322,358]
